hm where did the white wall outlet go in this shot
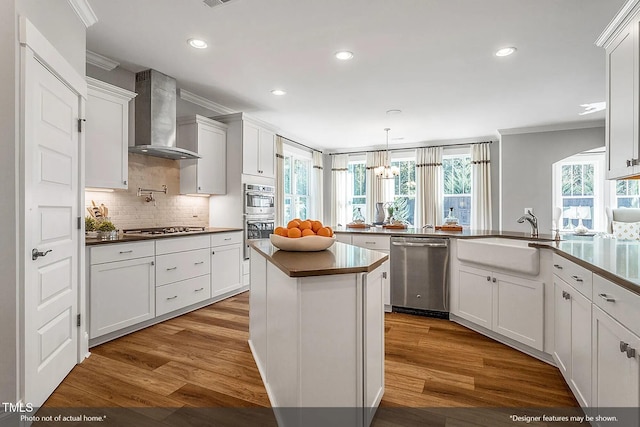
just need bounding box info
[524,208,533,214]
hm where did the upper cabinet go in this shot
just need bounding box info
[177,115,227,195]
[85,77,136,189]
[598,2,640,179]
[213,113,276,179]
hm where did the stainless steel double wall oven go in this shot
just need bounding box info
[243,184,275,258]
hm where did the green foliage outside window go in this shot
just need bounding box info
[443,156,471,195]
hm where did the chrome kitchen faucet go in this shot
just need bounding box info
[517,210,538,238]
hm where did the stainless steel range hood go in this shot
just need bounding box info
[129,69,200,160]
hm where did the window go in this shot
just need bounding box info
[616,180,640,208]
[442,153,472,226]
[391,154,416,225]
[283,148,311,222]
[559,162,595,230]
[348,157,366,219]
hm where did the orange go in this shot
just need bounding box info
[299,220,312,230]
[287,220,301,229]
[301,228,315,236]
[325,226,333,237]
[317,227,331,237]
[287,227,302,238]
[274,226,288,237]
[311,220,323,232]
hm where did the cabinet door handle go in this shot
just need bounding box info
[166,295,178,300]
[119,250,133,254]
[599,293,616,303]
[194,287,205,292]
[620,341,629,352]
[553,264,563,269]
[194,261,204,265]
[627,347,636,358]
[124,180,128,185]
[212,251,215,255]
[492,277,496,283]
[151,261,155,266]
[486,276,491,281]
[570,275,583,282]
[166,267,177,271]
[627,159,633,167]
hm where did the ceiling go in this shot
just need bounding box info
[86,0,626,151]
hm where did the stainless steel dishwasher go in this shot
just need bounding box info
[390,236,449,318]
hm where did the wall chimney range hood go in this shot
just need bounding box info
[129,69,200,160]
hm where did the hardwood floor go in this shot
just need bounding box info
[42,292,578,425]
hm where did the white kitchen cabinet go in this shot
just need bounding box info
[457,264,544,351]
[211,232,243,297]
[598,9,640,179]
[177,115,227,195]
[553,275,592,407]
[85,77,136,189]
[89,243,155,339]
[212,112,277,180]
[592,305,640,408]
[350,234,391,312]
[334,233,352,244]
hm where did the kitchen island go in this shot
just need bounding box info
[249,240,388,427]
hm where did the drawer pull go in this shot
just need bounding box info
[212,251,215,255]
[486,276,491,281]
[570,275,583,282]
[621,341,629,352]
[194,261,204,265]
[365,241,376,245]
[166,295,178,300]
[627,347,637,358]
[151,261,155,266]
[166,267,178,271]
[562,290,571,300]
[599,293,615,303]
[119,250,133,254]
[194,287,205,292]
[553,264,563,269]
[492,277,496,283]
[224,237,232,241]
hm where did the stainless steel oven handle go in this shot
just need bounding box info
[246,192,274,197]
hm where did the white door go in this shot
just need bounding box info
[24,52,80,406]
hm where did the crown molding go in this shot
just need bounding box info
[595,0,640,48]
[86,50,120,71]
[86,77,137,100]
[178,89,235,115]
[67,0,98,28]
[498,119,604,136]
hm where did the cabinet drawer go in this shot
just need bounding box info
[352,234,390,251]
[211,231,242,247]
[156,248,210,286]
[156,235,210,255]
[90,241,155,265]
[593,274,640,337]
[156,275,211,317]
[552,254,593,299]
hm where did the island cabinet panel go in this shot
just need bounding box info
[248,251,267,380]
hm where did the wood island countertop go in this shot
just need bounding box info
[250,239,388,277]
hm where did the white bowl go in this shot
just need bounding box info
[269,234,336,251]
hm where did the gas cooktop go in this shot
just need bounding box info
[122,226,206,235]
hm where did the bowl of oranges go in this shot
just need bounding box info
[270,219,336,251]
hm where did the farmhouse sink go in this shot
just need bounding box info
[457,237,540,275]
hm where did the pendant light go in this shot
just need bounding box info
[374,128,400,179]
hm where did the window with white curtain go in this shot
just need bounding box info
[283,145,312,222]
[442,148,472,226]
[391,151,416,225]
[347,155,366,219]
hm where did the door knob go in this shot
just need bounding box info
[32,248,52,260]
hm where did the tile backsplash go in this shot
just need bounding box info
[85,153,209,230]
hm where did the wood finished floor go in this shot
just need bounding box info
[43,291,577,420]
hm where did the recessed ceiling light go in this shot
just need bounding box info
[188,38,208,49]
[271,89,286,96]
[495,47,517,57]
[335,51,354,60]
[386,109,402,115]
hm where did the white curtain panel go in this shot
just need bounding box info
[471,142,492,230]
[415,146,443,227]
[312,151,324,222]
[331,154,349,226]
[365,151,393,222]
[275,136,285,226]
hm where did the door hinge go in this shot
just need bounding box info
[77,118,86,132]
[382,272,387,279]
[77,217,82,230]
[76,314,81,327]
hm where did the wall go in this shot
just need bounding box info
[2,0,84,405]
[499,125,605,234]
[85,154,209,230]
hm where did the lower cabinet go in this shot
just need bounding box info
[553,275,592,407]
[156,274,211,317]
[89,255,155,339]
[457,264,543,350]
[211,232,243,297]
[349,234,391,312]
